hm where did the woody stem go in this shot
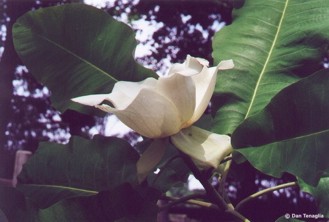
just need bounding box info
[178,151,249,222]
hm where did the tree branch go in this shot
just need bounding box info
[159,193,218,211]
[178,151,249,222]
[218,155,232,199]
[236,181,298,211]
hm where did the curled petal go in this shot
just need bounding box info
[71,94,109,106]
[107,76,196,137]
[187,66,218,125]
[72,73,197,138]
[167,55,209,77]
[72,78,157,109]
[72,78,183,138]
[158,74,195,125]
[218,59,234,70]
[187,59,234,125]
[184,55,209,73]
[171,126,233,169]
[97,87,182,138]
[106,78,158,109]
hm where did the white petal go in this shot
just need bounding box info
[136,139,167,183]
[158,73,195,126]
[106,78,157,109]
[99,87,182,138]
[218,59,234,70]
[186,55,209,69]
[166,55,209,77]
[71,78,157,110]
[167,63,198,76]
[71,94,109,106]
[171,126,233,169]
[187,60,234,125]
[72,78,183,138]
[187,66,217,125]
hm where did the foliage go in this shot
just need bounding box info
[13,3,156,115]
[212,0,329,134]
[18,135,139,199]
[1,0,329,221]
[299,177,329,217]
[232,69,329,185]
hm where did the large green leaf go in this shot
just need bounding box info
[232,69,329,186]
[35,184,158,222]
[17,135,139,207]
[1,184,158,221]
[13,4,156,115]
[0,186,102,222]
[299,177,329,217]
[212,0,329,134]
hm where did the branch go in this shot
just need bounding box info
[179,151,227,208]
[178,151,249,222]
[218,155,232,198]
[159,194,218,211]
[236,181,298,211]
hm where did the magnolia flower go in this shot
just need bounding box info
[72,55,234,181]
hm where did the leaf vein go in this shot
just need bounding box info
[244,0,289,118]
[36,31,119,82]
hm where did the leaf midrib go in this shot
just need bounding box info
[20,184,98,194]
[244,0,289,119]
[285,128,329,144]
[27,25,119,83]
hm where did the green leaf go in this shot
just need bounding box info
[299,177,329,217]
[212,0,329,134]
[18,135,139,207]
[37,199,92,222]
[36,184,159,222]
[0,187,39,222]
[1,185,157,221]
[232,69,329,186]
[13,4,156,115]
[101,184,159,222]
[0,189,100,222]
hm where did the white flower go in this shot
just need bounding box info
[72,55,234,181]
[171,126,232,169]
